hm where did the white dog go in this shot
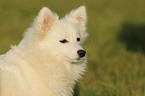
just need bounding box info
[0,6,88,96]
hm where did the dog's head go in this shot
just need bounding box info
[24,6,88,63]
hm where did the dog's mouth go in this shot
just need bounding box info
[64,57,86,64]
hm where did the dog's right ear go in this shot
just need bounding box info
[66,6,88,43]
[34,7,58,36]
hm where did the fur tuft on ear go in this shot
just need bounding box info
[34,7,58,36]
[66,6,88,43]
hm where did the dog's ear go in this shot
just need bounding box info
[67,6,89,43]
[34,7,58,36]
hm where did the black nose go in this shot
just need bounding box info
[77,50,86,58]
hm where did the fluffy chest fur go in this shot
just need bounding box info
[0,48,86,96]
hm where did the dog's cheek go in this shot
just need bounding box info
[81,31,89,43]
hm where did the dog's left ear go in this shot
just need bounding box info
[66,6,89,43]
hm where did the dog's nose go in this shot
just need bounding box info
[77,50,86,58]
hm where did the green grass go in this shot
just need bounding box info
[0,0,145,96]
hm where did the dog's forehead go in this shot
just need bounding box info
[58,19,80,35]
[49,19,81,39]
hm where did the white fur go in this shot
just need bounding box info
[0,6,88,96]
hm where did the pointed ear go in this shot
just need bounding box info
[34,7,58,36]
[67,6,88,43]
[67,6,87,26]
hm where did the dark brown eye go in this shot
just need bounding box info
[60,39,68,43]
[77,38,80,42]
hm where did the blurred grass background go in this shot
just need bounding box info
[0,0,145,96]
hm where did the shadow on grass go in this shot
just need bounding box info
[73,83,80,96]
[119,23,145,53]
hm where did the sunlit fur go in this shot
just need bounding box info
[0,6,88,96]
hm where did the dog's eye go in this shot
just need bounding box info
[77,38,80,42]
[60,39,68,43]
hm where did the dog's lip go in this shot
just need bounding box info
[64,57,85,63]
